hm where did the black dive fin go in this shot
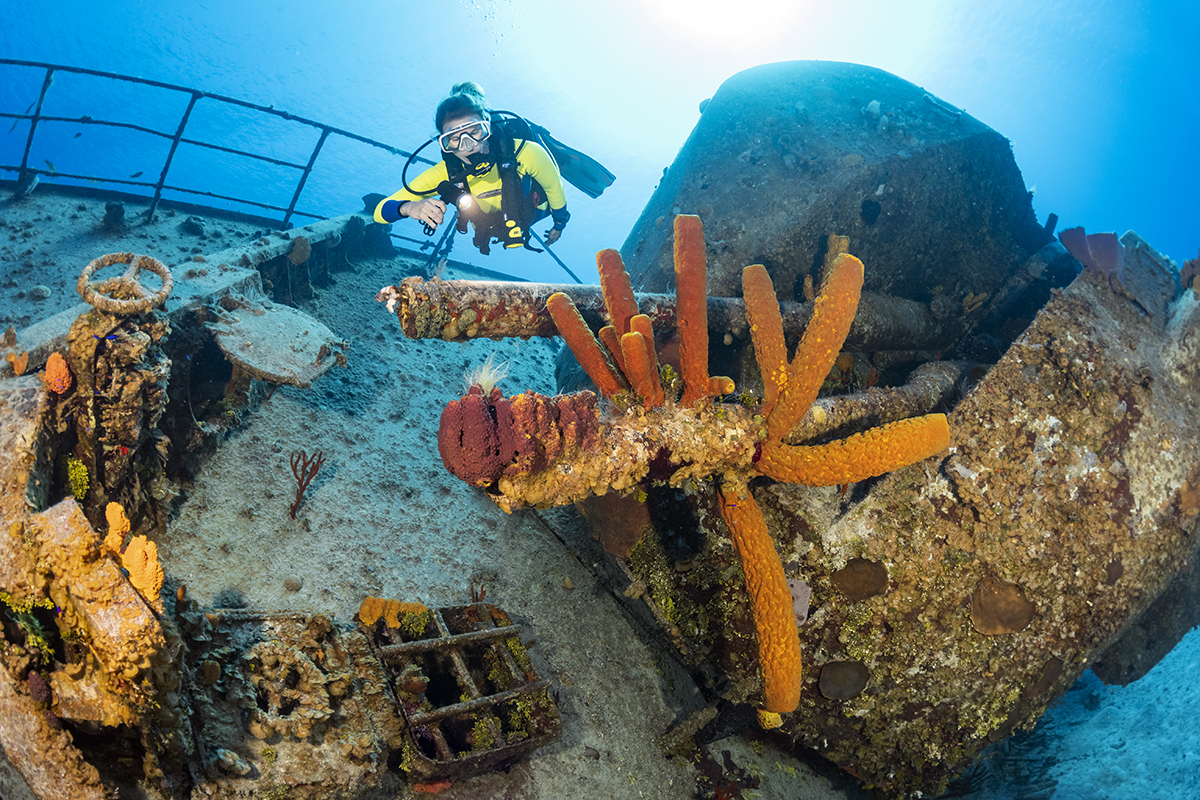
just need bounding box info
[530,124,615,199]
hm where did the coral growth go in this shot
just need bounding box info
[357,596,432,637]
[1059,226,1125,284]
[103,501,130,555]
[5,350,29,375]
[436,215,950,718]
[970,575,1036,635]
[238,640,332,739]
[289,450,326,519]
[66,456,89,502]
[42,351,72,394]
[288,235,312,265]
[102,501,163,613]
[27,670,52,706]
[1182,248,1199,296]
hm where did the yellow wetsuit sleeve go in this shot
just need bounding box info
[373,161,449,223]
[515,140,567,211]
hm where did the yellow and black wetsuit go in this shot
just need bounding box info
[374,137,569,251]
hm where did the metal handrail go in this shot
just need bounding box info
[0,58,439,229]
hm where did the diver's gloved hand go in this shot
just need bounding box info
[402,198,446,230]
[545,206,570,245]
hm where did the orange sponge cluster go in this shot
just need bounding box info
[733,230,950,717]
[529,215,953,722]
[547,216,733,408]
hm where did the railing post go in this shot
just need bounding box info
[146,90,202,222]
[282,127,330,229]
[15,67,56,187]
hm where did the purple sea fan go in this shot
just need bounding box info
[1059,226,1125,284]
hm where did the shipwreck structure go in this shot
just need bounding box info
[393,61,1200,797]
[0,208,563,799]
[1,58,1197,800]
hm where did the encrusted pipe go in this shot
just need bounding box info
[786,360,967,444]
[382,276,959,352]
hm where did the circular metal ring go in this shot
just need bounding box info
[77,252,174,315]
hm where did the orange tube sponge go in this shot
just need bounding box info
[598,249,639,335]
[766,253,863,444]
[597,325,627,378]
[547,292,625,399]
[758,413,950,486]
[674,215,714,407]
[620,332,659,408]
[629,314,664,406]
[743,264,788,416]
[42,351,73,395]
[719,480,803,714]
[822,233,849,280]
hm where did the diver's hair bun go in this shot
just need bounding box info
[435,81,490,132]
[449,81,486,101]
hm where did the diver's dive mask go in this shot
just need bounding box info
[437,119,491,153]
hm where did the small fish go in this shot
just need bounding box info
[129,171,143,179]
[43,159,56,174]
[7,104,31,132]
[73,132,82,138]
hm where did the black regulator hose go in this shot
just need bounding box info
[400,137,441,197]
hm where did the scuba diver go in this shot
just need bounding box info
[374,81,613,256]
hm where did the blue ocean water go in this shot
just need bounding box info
[2,2,1198,797]
[1,1,1196,284]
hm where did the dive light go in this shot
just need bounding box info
[436,180,474,212]
[419,180,476,236]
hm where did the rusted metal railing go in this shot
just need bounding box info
[0,58,438,232]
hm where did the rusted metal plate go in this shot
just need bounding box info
[205,296,341,388]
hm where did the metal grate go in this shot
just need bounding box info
[372,602,561,780]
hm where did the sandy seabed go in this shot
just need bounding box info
[2,188,1197,799]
